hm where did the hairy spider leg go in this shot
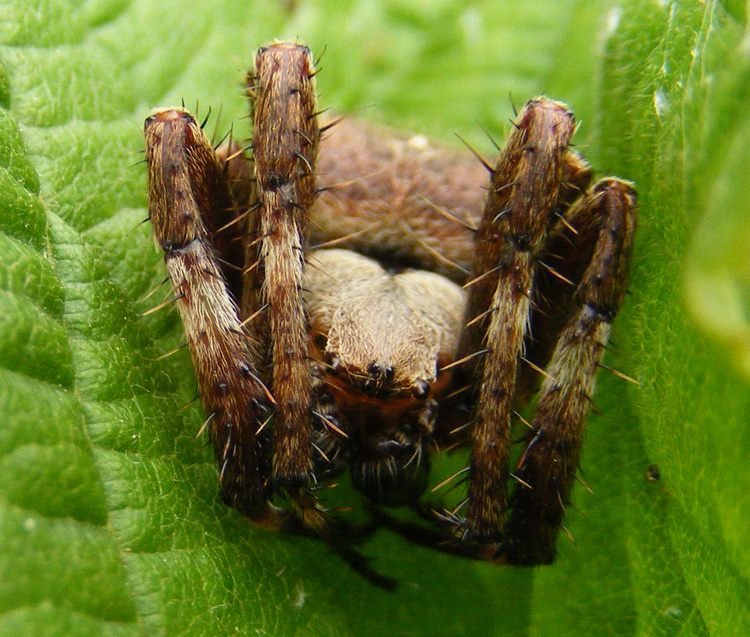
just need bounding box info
[514,149,594,402]
[241,43,326,529]
[504,178,637,564]
[144,108,279,524]
[241,44,398,588]
[456,99,576,541]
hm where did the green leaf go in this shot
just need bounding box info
[1,0,748,635]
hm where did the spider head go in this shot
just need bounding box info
[305,249,466,505]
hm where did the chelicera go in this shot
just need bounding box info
[144,42,636,587]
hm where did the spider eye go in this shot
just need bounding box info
[367,361,382,377]
[367,361,394,381]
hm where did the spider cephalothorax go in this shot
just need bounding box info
[144,42,636,587]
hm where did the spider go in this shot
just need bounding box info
[144,42,636,587]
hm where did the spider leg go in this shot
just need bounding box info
[503,178,637,564]
[144,109,278,523]
[455,98,577,541]
[515,149,594,402]
[365,502,499,561]
[241,43,329,530]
